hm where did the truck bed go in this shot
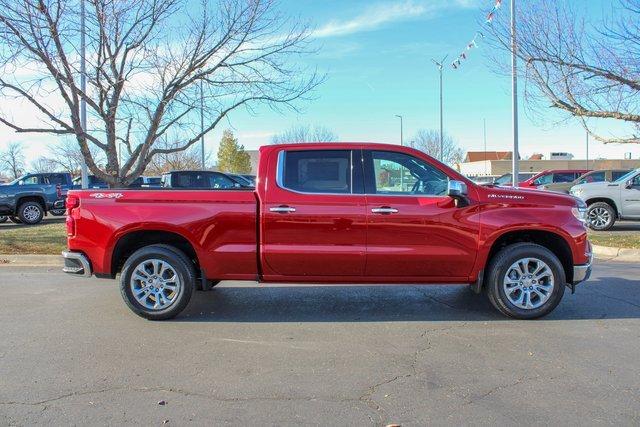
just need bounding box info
[67,189,259,280]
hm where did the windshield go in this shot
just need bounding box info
[613,169,640,183]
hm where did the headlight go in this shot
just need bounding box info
[572,207,587,223]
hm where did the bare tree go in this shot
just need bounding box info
[41,139,105,174]
[0,142,25,179]
[30,156,57,173]
[271,125,338,144]
[409,129,464,167]
[146,139,211,175]
[0,0,321,187]
[488,0,640,143]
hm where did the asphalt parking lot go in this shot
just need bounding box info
[1,260,639,425]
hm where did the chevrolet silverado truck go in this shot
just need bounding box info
[570,168,640,230]
[0,173,69,224]
[62,143,592,320]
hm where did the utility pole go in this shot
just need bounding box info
[80,0,88,189]
[483,119,487,176]
[200,81,205,169]
[510,0,519,186]
[586,130,589,169]
[395,115,404,146]
[431,55,447,161]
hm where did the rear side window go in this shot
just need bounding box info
[280,150,352,194]
[612,171,630,180]
[47,174,67,185]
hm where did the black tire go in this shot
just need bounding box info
[486,243,565,319]
[49,209,66,216]
[17,201,44,225]
[8,216,22,224]
[151,244,219,291]
[586,202,616,231]
[0,216,7,224]
[120,245,196,320]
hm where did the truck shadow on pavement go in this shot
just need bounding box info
[176,276,640,322]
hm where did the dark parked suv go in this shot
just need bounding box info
[161,171,250,189]
[0,173,71,224]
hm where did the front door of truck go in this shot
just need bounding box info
[261,148,367,278]
[363,150,479,281]
[621,172,640,217]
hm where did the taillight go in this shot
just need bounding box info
[66,215,75,237]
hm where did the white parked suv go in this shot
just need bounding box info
[570,168,640,230]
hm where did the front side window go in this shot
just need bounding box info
[19,176,39,185]
[612,171,630,181]
[579,171,604,184]
[370,151,448,196]
[533,174,552,186]
[281,150,352,194]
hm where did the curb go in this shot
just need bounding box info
[0,254,61,267]
[592,245,640,262]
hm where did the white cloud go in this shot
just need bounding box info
[311,0,479,39]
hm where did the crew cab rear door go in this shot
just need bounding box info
[363,149,479,281]
[621,172,640,217]
[260,148,367,278]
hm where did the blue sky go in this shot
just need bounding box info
[1,0,638,165]
[216,0,639,161]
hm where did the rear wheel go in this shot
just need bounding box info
[120,245,195,320]
[586,202,616,231]
[18,202,44,225]
[486,243,565,319]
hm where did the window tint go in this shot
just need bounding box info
[370,150,448,196]
[553,173,576,183]
[533,173,552,186]
[281,150,352,194]
[20,176,39,185]
[209,173,235,189]
[580,171,605,184]
[612,171,631,180]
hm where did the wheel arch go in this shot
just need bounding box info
[585,197,619,218]
[16,195,46,211]
[110,230,200,278]
[484,229,574,286]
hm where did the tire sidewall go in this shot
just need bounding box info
[18,202,44,225]
[488,245,566,319]
[586,203,615,231]
[120,247,194,320]
[0,216,7,223]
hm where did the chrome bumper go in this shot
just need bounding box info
[62,251,92,277]
[572,252,593,285]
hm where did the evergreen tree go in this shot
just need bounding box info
[217,130,251,173]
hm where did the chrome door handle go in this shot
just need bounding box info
[270,206,296,213]
[371,207,398,214]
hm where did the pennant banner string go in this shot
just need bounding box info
[451,0,502,70]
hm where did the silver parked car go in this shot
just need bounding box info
[570,168,640,230]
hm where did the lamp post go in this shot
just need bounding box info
[395,115,403,146]
[200,80,205,169]
[431,55,447,162]
[80,0,88,189]
[510,0,519,186]
[586,130,589,169]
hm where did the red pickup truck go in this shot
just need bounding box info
[62,143,592,320]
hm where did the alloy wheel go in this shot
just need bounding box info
[130,259,181,310]
[588,207,611,229]
[503,257,555,310]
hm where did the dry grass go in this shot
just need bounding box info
[0,221,67,254]
[587,231,640,249]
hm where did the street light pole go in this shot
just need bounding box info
[586,130,589,169]
[80,0,88,189]
[200,81,205,169]
[431,55,447,162]
[510,0,520,186]
[395,114,403,146]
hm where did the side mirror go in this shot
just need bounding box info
[448,180,468,198]
[626,180,634,189]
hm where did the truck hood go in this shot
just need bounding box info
[481,185,579,207]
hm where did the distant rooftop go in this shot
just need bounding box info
[464,151,513,162]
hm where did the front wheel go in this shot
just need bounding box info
[18,201,44,225]
[120,245,195,320]
[486,243,565,319]
[586,202,616,231]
